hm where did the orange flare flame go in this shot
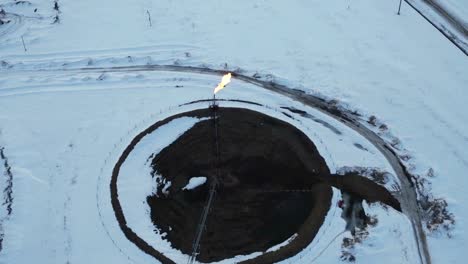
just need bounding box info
[213,73,232,94]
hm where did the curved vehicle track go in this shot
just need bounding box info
[0,13,22,39]
[65,64,431,264]
[2,63,431,263]
[404,0,468,56]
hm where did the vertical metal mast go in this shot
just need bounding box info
[188,97,220,264]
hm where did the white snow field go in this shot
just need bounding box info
[0,0,467,263]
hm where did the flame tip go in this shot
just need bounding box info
[213,73,232,94]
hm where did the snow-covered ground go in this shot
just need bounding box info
[406,0,468,54]
[1,0,467,263]
[182,177,207,191]
[0,70,418,263]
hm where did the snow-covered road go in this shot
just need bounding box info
[405,0,468,55]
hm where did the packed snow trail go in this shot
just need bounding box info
[404,0,468,55]
[49,63,430,264]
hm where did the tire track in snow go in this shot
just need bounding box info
[417,101,468,167]
[0,64,431,264]
[0,44,200,66]
[0,13,22,39]
[404,0,468,56]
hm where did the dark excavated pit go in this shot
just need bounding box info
[112,106,401,264]
[147,107,332,263]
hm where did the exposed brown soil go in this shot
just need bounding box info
[325,172,401,211]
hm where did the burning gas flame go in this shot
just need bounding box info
[213,73,232,94]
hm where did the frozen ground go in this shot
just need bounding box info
[0,0,467,263]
